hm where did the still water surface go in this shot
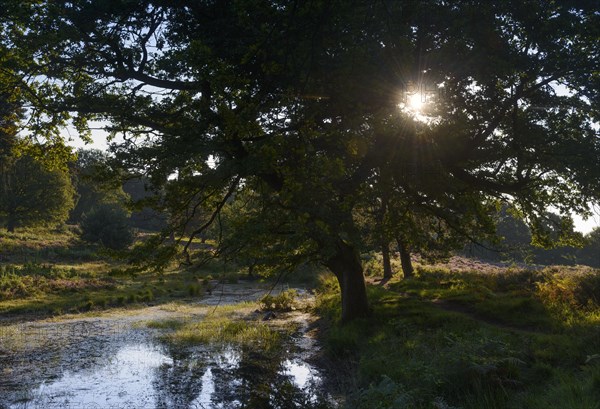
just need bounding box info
[1,318,333,408]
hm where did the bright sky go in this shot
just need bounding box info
[63,122,110,151]
[573,211,600,235]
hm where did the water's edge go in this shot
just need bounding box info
[0,285,336,409]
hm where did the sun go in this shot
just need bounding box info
[398,92,428,115]
[398,91,436,124]
[407,93,425,112]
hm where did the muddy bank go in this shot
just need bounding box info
[0,281,336,409]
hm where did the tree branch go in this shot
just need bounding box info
[182,175,241,263]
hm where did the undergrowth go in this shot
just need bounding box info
[260,289,299,311]
[316,265,600,408]
[0,228,262,318]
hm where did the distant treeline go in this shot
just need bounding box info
[465,209,599,268]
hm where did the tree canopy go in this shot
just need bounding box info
[0,72,74,232]
[1,0,599,320]
[0,154,75,231]
[70,148,129,223]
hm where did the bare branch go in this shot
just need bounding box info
[182,175,241,263]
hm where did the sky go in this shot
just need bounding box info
[573,210,600,235]
[63,123,110,152]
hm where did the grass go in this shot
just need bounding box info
[0,266,214,318]
[0,226,99,264]
[260,289,299,311]
[167,317,283,350]
[0,226,323,321]
[387,264,600,331]
[145,318,188,330]
[0,227,251,320]
[315,263,600,408]
[151,301,292,354]
[5,227,599,407]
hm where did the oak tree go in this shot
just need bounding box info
[2,0,599,320]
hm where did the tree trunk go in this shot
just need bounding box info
[325,239,370,322]
[248,261,256,279]
[397,238,414,279]
[381,240,393,280]
[6,218,15,233]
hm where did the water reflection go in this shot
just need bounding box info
[193,367,215,407]
[152,343,208,408]
[282,359,321,390]
[1,327,334,409]
[7,343,171,409]
[153,345,330,409]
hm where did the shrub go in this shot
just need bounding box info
[187,284,201,296]
[81,203,134,250]
[0,269,33,299]
[362,253,383,277]
[0,264,58,299]
[259,289,298,311]
[537,270,600,310]
[139,289,154,302]
[81,299,94,311]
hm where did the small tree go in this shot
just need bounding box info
[0,155,74,232]
[578,228,600,268]
[81,203,134,250]
[70,149,129,223]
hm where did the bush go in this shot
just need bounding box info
[187,284,201,296]
[259,289,298,311]
[537,269,600,310]
[0,268,34,299]
[81,203,134,250]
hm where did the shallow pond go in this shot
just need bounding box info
[0,310,335,408]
